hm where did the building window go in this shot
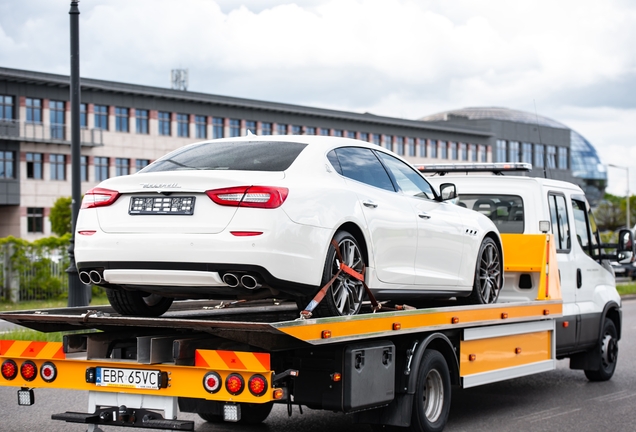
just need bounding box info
[558,147,568,169]
[50,154,66,180]
[480,145,487,162]
[305,126,316,135]
[115,107,129,132]
[384,135,392,150]
[347,131,356,139]
[80,155,88,181]
[95,156,109,181]
[319,128,330,136]
[535,144,545,168]
[158,112,171,136]
[1,95,14,119]
[136,109,149,134]
[94,105,108,130]
[0,151,14,179]
[136,159,150,172]
[495,140,506,162]
[408,138,416,157]
[49,100,65,140]
[261,122,272,135]
[276,124,288,135]
[449,142,458,160]
[522,142,533,164]
[470,144,477,162]
[359,132,369,142]
[371,134,381,145]
[430,141,438,158]
[26,153,43,179]
[115,158,130,176]
[440,141,448,159]
[547,145,557,169]
[396,137,405,156]
[419,139,427,157]
[245,120,256,135]
[80,103,87,128]
[195,115,207,139]
[27,208,44,233]
[508,141,520,163]
[26,98,42,123]
[460,143,467,161]
[177,113,189,137]
[229,119,240,137]
[333,129,343,137]
[213,117,224,138]
[291,125,302,135]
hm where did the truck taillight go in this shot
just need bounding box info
[20,361,37,381]
[202,371,221,394]
[40,362,57,383]
[248,374,268,397]
[206,186,288,209]
[1,360,17,380]
[81,187,121,209]
[225,373,245,395]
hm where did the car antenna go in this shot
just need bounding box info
[534,99,547,179]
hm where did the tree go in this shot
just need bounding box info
[49,196,72,236]
[594,193,636,232]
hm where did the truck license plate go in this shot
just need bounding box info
[96,367,162,390]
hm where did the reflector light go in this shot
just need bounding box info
[321,330,332,339]
[230,231,263,237]
[515,347,522,354]
[81,187,121,209]
[273,388,285,400]
[20,361,37,382]
[468,354,476,362]
[451,317,460,324]
[78,230,97,236]
[392,323,402,331]
[563,321,569,328]
[202,371,222,394]
[206,186,289,209]
[225,373,245,396]
[40,362,57,383]
[501,313,508,319]
[1,360,18,380]
[248,374,268,397]
[543,309,550,316]
[331,373,342,382]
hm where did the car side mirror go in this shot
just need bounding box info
[617,228,634,263]
[439,183,457,202]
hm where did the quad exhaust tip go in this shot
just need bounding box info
[222,273,240,288]
[89,270,103,285]
[241,274,262,290]
[79,271,92,285]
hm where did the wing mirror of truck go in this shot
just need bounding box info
[617,228,634,263]
[439,183,458,203]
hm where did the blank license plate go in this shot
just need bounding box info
[129,196,195,215]
[96,367,162,390]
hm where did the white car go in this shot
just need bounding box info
[75,136,503,317]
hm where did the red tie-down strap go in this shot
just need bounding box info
[300,240,381,319]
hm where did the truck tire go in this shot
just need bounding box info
[106,288,173,317]
[466,237,502,305]
[409,350,451,432]
[584,318,619,382]
[313,231,365,317]
[198,402,273,424]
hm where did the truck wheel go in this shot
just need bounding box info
[410,350,451,432]
[198,402,273,424]
[584,318,619,382]
[313,231,365,317]
[106,288,173,317]
[466,237,502,304]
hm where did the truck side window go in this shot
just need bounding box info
[572,198,599,258]
[548,194,570,252]
[457,194,524,233]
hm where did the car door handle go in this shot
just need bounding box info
[418,212,431,219]
[363,201,378,208]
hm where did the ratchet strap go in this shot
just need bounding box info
[300,239,380,319]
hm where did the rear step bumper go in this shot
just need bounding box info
[52,407,194,430]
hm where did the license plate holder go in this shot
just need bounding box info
[95,367,163,390]
[129,196,195,215]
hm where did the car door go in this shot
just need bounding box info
[375,151,466,287]
[330,147,417,285]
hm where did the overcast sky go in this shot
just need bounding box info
[1,0,635,195]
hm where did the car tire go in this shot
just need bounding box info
[312,231,365,317]
[409,350,451,432]
[465,237,502,305]
[106,288,174,317]
[584,318,619,382]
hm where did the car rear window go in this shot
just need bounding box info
[141,141,307,172]
[458,194,524,233]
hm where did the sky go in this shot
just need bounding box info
[0,0,635,195]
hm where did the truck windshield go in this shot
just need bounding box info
[458,194,524,233]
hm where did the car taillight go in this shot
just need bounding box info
[20,361,37,382]
[225,373,245,395]
[40,362,57,383]
[1,360,17,380]
[248,374,268,397]
[81,187,121,209]
[206,186,288,209]
[202,371,222,394]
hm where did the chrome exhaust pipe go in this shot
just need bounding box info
[89,270,103,285]
[79,271,92,285]
[222,273,240,288]
[241,274,262,290]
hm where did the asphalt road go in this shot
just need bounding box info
[1,299,635,432]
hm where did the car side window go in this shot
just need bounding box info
[375,151,434,199]
[333,147,395,192]
[326,150,343,175]
[548,193,571,252]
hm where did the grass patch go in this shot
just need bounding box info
[616,282,636,296]
[0,297,109,312]
[0,328,65,342]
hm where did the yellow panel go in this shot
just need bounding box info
[500,234,546,272]
[460,331,551,376]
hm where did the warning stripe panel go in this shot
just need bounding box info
[0,341,65,360]
[195,350,270,372]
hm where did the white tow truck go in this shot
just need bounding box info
[0,163,630,432]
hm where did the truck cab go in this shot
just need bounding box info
[423,163,626,378]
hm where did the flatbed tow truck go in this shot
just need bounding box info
[0,232,573,432]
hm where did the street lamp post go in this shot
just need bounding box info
[609,164,630,230]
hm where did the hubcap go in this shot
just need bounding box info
[330,238,364,315]
[478,243,501,303]
[601,332,618,368]
[423,369,444,422]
